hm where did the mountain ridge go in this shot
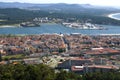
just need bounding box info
[0,2,118,10]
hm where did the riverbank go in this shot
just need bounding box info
[0,23,57,28]
[0,24,19,28]
[108,13,120,20]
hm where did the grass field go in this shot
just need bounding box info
[2,54,25,60]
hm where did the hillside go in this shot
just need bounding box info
[0,2,119,14]
[0,2,120,25]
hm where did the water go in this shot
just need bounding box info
[0,23,120,35]
[112,13,120,19]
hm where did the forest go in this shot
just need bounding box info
[0,8,120,25]
[0,64,120,80]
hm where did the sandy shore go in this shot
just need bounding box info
[0,24,19,28]
[108,13,120,20]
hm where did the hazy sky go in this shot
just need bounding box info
[0,0,119,7]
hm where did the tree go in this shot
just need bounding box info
[0,52,2,62]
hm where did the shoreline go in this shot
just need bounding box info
[108,13,120,20]
[0,25,16,28]
[0,23,56,28]
[0,24,20,28]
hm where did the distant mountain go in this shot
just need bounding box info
[0,4,120,25]
[0,2,118,16]
[0,2,34,8]
[0,2,119,16]
[0,2,118,10]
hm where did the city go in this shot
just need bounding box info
[0,34,120,74]
[1,0,120,80]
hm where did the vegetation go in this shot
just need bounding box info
[58,48,66,53]
[83,72,120,80]
[0,64,120,80]
[0,64,81,80]
[2,54,24,61]
[0,64,55,80]
[0,8,49,25]
[0,8,120,25]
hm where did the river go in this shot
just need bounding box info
[0,23,120,35]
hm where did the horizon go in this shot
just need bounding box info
[0,0,120,7]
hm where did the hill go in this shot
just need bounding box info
[0,2,120,25]
[0,2,119,15]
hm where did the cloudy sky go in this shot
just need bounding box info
[0,0,119,7]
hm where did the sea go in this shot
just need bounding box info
[111,13,120,20]
[0,15,120,35]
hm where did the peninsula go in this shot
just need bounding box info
[108,13,120,20]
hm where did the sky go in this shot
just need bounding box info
[0,0,119,7]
